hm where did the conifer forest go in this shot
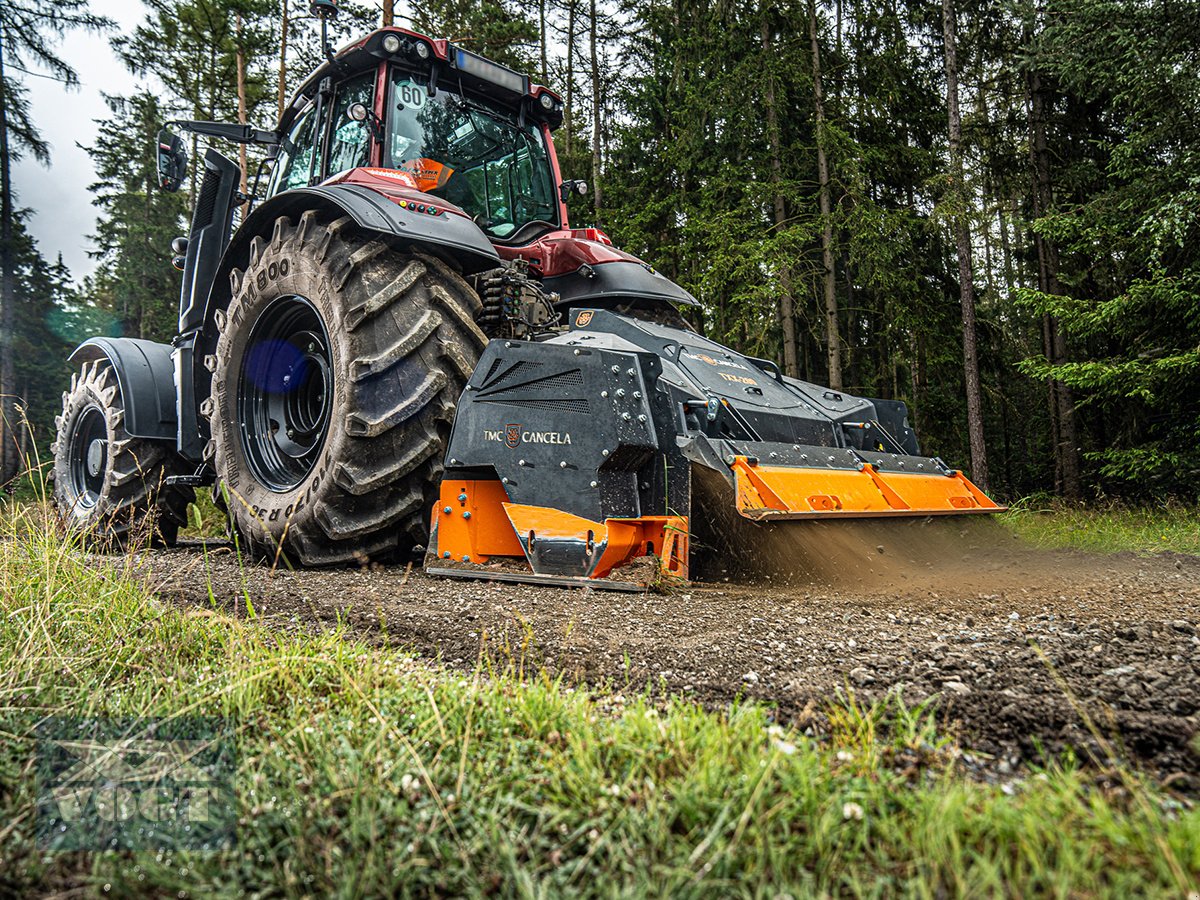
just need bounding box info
[1,0,1197,502]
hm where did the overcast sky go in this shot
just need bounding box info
[11,0,147,282]
[11,0,400,283]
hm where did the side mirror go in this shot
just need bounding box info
[559,180,589,203]
[157,128,187,193]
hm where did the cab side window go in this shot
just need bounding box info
[268,104,320,197]
[326,74,375,177]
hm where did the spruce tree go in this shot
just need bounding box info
[0,0,111,485]
[86,92,189,342]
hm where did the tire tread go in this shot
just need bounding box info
[209,213,483,565]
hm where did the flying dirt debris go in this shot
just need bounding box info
[52,1,1001,591]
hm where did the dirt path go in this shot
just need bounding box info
[139,521,1200,786]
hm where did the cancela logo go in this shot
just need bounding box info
[483,426,574,447]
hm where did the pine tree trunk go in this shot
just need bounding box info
[1029,67,1081,499]
[942,0,989,490]
[589,0,602,225]
[0,32,18,486]
[236,13,250,216]
[278,1,290,122]
[809,0,842,390]
[762,19,799,378]
[976,79,995,300]
[565,0,576,156]
[998,195,1015,292]
[982,214,994,297]
[834,0,843,99]
[383,0,394,27]
[539,0,548,83]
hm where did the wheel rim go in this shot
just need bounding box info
[68,405,108,509]
[238,294,333,493]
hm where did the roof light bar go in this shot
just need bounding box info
[452,47,528,95]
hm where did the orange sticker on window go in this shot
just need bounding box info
[397,158,453,193]
[364,161,454,194]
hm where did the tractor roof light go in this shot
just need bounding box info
[378,32,432,62]
[452,47,528,95]
[539,92,554,110]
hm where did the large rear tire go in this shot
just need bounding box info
[52,359,193,546]
[206,212,486,565]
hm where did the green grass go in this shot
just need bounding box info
[1,503,1197,897]
[182,486,230,539]
[1003,501,1200,556]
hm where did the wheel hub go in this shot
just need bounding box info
[86,439,105,477]
[238,295,333,493]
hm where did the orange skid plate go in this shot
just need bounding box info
[730,456,1003,520]
[503,504,688,581]
[428,479,688,584]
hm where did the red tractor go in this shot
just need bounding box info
[53,2,998,589]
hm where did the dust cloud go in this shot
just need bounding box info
[688,467,1102,594]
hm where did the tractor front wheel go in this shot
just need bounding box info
[205,212,485,565]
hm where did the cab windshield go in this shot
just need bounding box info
[386,71,558,238]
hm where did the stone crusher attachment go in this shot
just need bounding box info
[426,308,1002,591]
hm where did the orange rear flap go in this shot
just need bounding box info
[731,457,1002,520]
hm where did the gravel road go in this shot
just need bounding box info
[141,518,1200,785]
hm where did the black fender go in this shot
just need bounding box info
[292,184,501,273]
[68,338,178,441]
[186,184,502,443]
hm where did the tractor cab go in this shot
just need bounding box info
[267,28,566,245]
[244,23,698,314]
[156,15,697,320]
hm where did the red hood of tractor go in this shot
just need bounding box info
[324,169,657,280]
[496,230,652,279]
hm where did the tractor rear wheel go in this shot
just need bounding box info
[52,359,193,545]
[205,212,485,565]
